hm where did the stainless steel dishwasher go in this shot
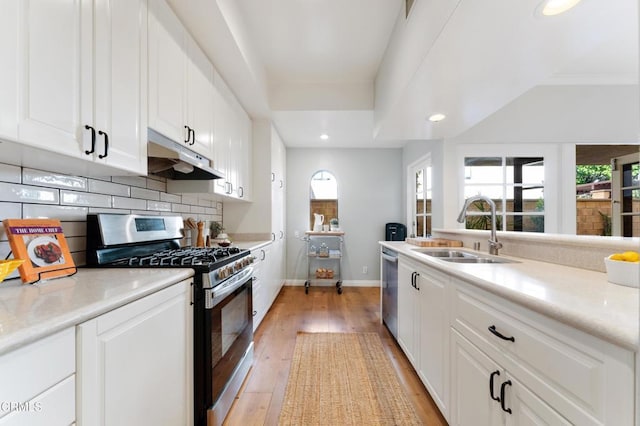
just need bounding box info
[381,247,399,339]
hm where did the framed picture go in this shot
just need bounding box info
[2,218,76,284]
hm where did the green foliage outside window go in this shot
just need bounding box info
[576,165,611,184]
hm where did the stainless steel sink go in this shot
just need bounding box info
[411,249,477,258]
[440,257,517,264]
[411,248,519,264]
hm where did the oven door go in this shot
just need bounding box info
[204,266,253,412]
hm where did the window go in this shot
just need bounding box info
[462,156,545,232]
[409,157,432,237]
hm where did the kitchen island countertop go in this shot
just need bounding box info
[380,241,639,351]
[0,268,194,356]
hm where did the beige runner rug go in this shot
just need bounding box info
[278,332,422,425]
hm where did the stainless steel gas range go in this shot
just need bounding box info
[86,213,254,426]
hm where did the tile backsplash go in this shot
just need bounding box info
[0,162,222,272]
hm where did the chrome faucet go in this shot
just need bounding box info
[457,195,503,255]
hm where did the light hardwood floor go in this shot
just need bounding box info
[223,286,448,425]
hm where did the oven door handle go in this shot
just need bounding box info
[206,267,254,309]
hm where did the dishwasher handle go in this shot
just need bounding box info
[381,252,398,263]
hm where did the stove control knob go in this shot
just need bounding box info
[217,269,225,279]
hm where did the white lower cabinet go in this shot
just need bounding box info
[397,256,449,418]
[252,244,269,331]
[395,258,636,425]
[451,329,570,426]
[450,279,635,426]
[76,279,193,426]
[252,243,284,332]
[0,328,76,426]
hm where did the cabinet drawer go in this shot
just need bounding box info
[0,375,75,426]
[452,283,633,424]
[0,328,75,419]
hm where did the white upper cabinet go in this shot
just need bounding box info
[148,0,188,145]
[212,71,252,201]
[0,0,18,141]
[91,0,148,174]
[148,0,214,159]
[186,36,214,158]
[16,0,84,155]
[9,0,147,175]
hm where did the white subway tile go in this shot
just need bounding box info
[147,201,172,212]
[23,168,87,190]
[61,190,111,208]
[0,182,58,204]
[88,179,130,196]
[171,203,191,213]
[0,202,21,240]
[190,206,205,214]
[160,193,181,203]
[61,221,87,237]
[131,187,160,201]
[65,236,86,252]
[181,194,198,205]
[0,163,21,183]
[88,207,130,214]
[112,176,147,188]
[112,196,146,210]
[131,210,158,216]
[197,198,213,207]
[23,204,88,221]
[146,178,166,192]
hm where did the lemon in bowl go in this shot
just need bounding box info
[0,259,24,282]
[604,251,640,288]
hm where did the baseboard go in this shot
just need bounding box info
[285,279,379,288]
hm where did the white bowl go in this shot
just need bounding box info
[604,257,640,288]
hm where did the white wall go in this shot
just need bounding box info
[286,148,403,283]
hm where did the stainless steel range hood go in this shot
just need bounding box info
[147,129,224,180]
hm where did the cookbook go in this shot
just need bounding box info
[2,218,76,283]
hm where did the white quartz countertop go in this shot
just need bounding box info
[380,241,639,351]
[232,240,272,251]
[0,268,194,355]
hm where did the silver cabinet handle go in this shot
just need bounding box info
[260,250,266,261]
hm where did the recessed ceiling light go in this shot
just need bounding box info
[428,113,446,122]
[320,134,329,140]
[538,0,582,16]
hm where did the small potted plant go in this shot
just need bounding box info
[329,218,339,231]
[209,221,224,239]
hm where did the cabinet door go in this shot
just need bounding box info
[0,0,18,141]
[77,280,193,426]
[505,375,572,426]
[237,111,252,200]
[270,132,285,236]
[17,0,85,155]
[148,0,187,145]
[417,267,448,417]
[397,259,418,367]
[186,35,214,158]
[212,77,231,194]
[450,329,503,426]
[92,0,147,174]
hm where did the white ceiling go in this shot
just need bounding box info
[235,0,402,148]
[170,0,638,148]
